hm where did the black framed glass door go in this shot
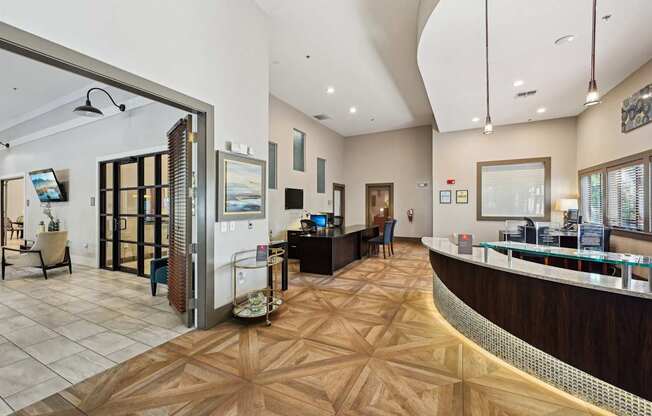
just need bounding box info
[99,152,169,277]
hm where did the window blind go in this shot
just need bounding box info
[580,172,603,224]
[606,163,644,231]
[480,161,546,218]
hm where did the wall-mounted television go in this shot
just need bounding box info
[29,169,67,202]
[285,188,303,210]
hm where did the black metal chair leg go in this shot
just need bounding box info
[382,244,386,259]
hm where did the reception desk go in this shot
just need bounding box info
[423,237,652,416]
[294,224,379,275]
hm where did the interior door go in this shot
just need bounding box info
[116,158,139,273]
[167,115,194,327]
[366,183,394,227]
[333,183,345,225]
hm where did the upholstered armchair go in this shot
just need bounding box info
[150,257,168,296]
[2,231,71,280]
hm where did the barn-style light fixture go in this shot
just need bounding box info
[73,87,126,117]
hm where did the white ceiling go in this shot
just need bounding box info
[0,48,145,146]
[0,48,91,129]
[418,0,652,133]
[256,0,434,137]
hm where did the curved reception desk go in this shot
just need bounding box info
[423,237,652,416]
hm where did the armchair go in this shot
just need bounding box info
[150,257,168,296]
[2,231,71,280]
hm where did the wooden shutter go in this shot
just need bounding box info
[167,116,193,314]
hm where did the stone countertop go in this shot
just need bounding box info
[422,237,652,300]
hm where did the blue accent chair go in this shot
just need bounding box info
[150,257,168,296]
[369,220,394,259]
[389,219,398,255]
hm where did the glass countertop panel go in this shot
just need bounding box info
[480,241,652,268]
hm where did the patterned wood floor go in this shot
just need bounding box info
[12,242,612,415]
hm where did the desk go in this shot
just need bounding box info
[424,237,652,414]
[292,225,379,275]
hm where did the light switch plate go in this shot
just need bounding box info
[221,222,228,232]
[229,221,236,231]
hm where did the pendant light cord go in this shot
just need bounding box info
[485,0,490,117]
[590,0,597,82]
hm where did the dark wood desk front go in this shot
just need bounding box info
[292,225,379,275]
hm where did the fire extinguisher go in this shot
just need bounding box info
[407,208,414,223]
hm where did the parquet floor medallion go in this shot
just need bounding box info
[12,242,611,416]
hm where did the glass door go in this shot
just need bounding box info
[99,152,169,277]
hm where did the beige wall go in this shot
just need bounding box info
[344,126,433,238]
[433,118,578,242]
[577,59,652,261]
[577,58,652,170]
[268,96,345,239]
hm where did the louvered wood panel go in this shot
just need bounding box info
[167,116,192,314]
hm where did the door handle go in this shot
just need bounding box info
[120,218,127,231]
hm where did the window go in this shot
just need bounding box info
[477,157,551,221]
[578,149,652,238]
[317,158,326,194]
[292,129,305,172]
[268,142,277,189]
[606,163,645,231]
[580,172,603,224]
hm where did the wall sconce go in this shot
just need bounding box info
[73,87,126,117]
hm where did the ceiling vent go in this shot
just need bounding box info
[313,114,331,121]
[515,90,537,98]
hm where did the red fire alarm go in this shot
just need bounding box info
[446,179,456,185]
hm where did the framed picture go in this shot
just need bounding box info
[622,84,652,133]
[217,151,266,221]
[456,189,469,204]
[439,190,452,204]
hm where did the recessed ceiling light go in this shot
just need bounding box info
[472,117,480,122]
[326,86,335,94]
[536,107,547,114]
[554,35,575,46]
[349,106,357,114]
[513,80,524,87]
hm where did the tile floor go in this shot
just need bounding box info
[0,264,189,414]
[8,242,613,415]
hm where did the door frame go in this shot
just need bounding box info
[0,22,216,329]
[333,183,345,225]
[365,182,394,226]
[0,174,27,247]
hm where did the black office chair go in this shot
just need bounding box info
[332,216,344,227]
[300,219,317,234]
[369,221,393,259]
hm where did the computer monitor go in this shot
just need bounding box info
[567,209,579,224]
[310,214,328,228]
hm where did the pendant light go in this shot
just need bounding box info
[483,0,493,134]
[584,0,601,106]
[73,87,126,117]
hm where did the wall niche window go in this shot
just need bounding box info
[317,157,326,194]
[268,141,278,189]
[292,129,305,172]
[477,157,551,221]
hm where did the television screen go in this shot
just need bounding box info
[285,188,303,210]
[30,169,66,202]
